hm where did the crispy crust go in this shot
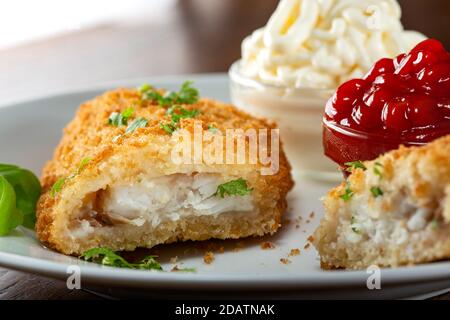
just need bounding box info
[313,135,450,269]
[36,89,293,255]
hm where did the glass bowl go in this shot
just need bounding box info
[229,60,339,181]
[322,118,429,172]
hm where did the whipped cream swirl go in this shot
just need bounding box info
[240,0,426,89]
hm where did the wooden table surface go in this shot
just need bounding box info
[0,0,449,300]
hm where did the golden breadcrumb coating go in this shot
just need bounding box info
[314,135,450,269]
[36,88,293,255]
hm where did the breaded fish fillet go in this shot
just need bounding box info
[36,88,293,255]
[313,135,450,269]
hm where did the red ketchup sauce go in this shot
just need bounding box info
[323,39,450,170]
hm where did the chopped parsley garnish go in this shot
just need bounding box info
[370,186,383,198]
[159,106,200,135]
[176,81,199,104]
[50,177,67,197]
[160,122,177,135]
[138,83,153,94]
[344,161,367,172]
[108,107,134,127]
[431,219,439,230]
[80,247,163,271]
[374,162,383,178]
[125,117,148,134]
[113,117,149,142]
[340,182,354,202]
[171,266,197,273]
[350,216,361,234]
[141,81,199,107]
[50,157,92,197]
[77,157,91,173]
[208,124,218,133]
[215,178,252,198]
[167,106,200,123]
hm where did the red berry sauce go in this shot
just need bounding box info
[323,39,450,169]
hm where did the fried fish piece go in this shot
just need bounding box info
[313,135,450,269]
[36,87,293,255]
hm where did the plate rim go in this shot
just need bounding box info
[1,74,449,293]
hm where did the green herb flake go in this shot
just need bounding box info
[208,124,218,133]
[135,255,163,271]
[167,106,200,123]
[431,219,439,230]
[350,216,361,234]
[172,266,197,273]
[50,177,67,197]
[138,83,152,94]
[215,178,252,198]
[80,247,163,271]
[125,117,148,134]
[51,157,92,197]
[77,157,91,173]
[141,81,199,107]
[340,182,354,202]
[370,186,383,198]
[108,107,134,127]
[374,162,383,178]
[344,161,367,172]
[176,81,199,104]
[160,122,177,135]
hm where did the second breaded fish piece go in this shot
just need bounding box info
[313,135,450,269]
[36,85,293,255]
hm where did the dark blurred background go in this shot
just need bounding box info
[0,0,449,105]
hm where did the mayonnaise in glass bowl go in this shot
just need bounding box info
[229,61,339,180]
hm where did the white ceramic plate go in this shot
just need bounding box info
[0,74,449,299]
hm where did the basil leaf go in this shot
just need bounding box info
[0,165,41,229]
[0,176,24,235]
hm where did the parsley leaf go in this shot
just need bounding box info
[350,216,361,234]
[340,182,353,202]
[208,124,218,133]
[134,255,163,271]
[50,177,67,197]
[159,106,200,135]
[138,83,152,94]
[215,178,252,198]
[80,247,131,268]
[370,186,383,198]
[167,106,200,123]
[374,162,383,178]
[431,219,439,230]
[125,117,148,134]
[50,157,92,197]
[77,157,91,173]
[141,81,199,107]
[160,122,177,135]
[344,161,367,172]
[108,107,134,127]
[176,81,199,104]
[80,247,163,271]
[172,266,197,273]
